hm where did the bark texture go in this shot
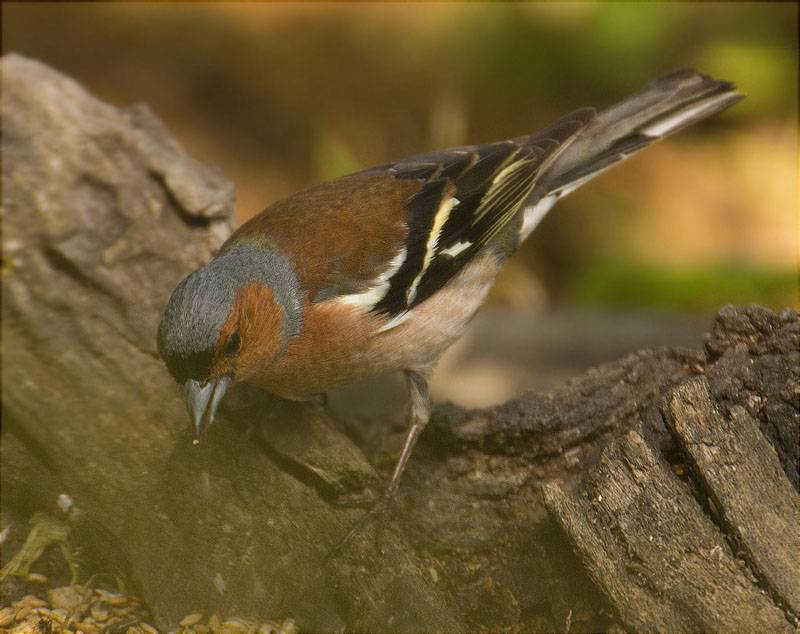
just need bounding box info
[2,55,798,633]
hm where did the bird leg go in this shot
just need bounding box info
[327,369,431,557]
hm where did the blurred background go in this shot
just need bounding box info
[3,2,797,405]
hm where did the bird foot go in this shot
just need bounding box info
[325,490,395,561]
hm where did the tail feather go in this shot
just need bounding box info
[537,69,744,196]
[517,69,743,241]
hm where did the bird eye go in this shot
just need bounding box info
[224,331,241,357]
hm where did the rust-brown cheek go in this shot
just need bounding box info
[210,283,285,383]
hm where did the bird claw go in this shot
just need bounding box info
[332,491,380,508]
[324,492,394,561]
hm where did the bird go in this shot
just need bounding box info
[158,69,743,548]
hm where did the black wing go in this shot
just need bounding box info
[371,108,594,316]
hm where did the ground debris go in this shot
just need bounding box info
[0,584,152,634]
[0,586,297,634]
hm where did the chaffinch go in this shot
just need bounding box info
[158,69,742,545]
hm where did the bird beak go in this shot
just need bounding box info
[183,376,232,440]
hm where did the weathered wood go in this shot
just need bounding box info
[664,377,800,616]
[704,305,800,490]
[542,426,793,633]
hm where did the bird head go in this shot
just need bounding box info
[157,245,303,438]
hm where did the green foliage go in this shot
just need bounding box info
[314,131,361,182]
[569,261,797,312]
